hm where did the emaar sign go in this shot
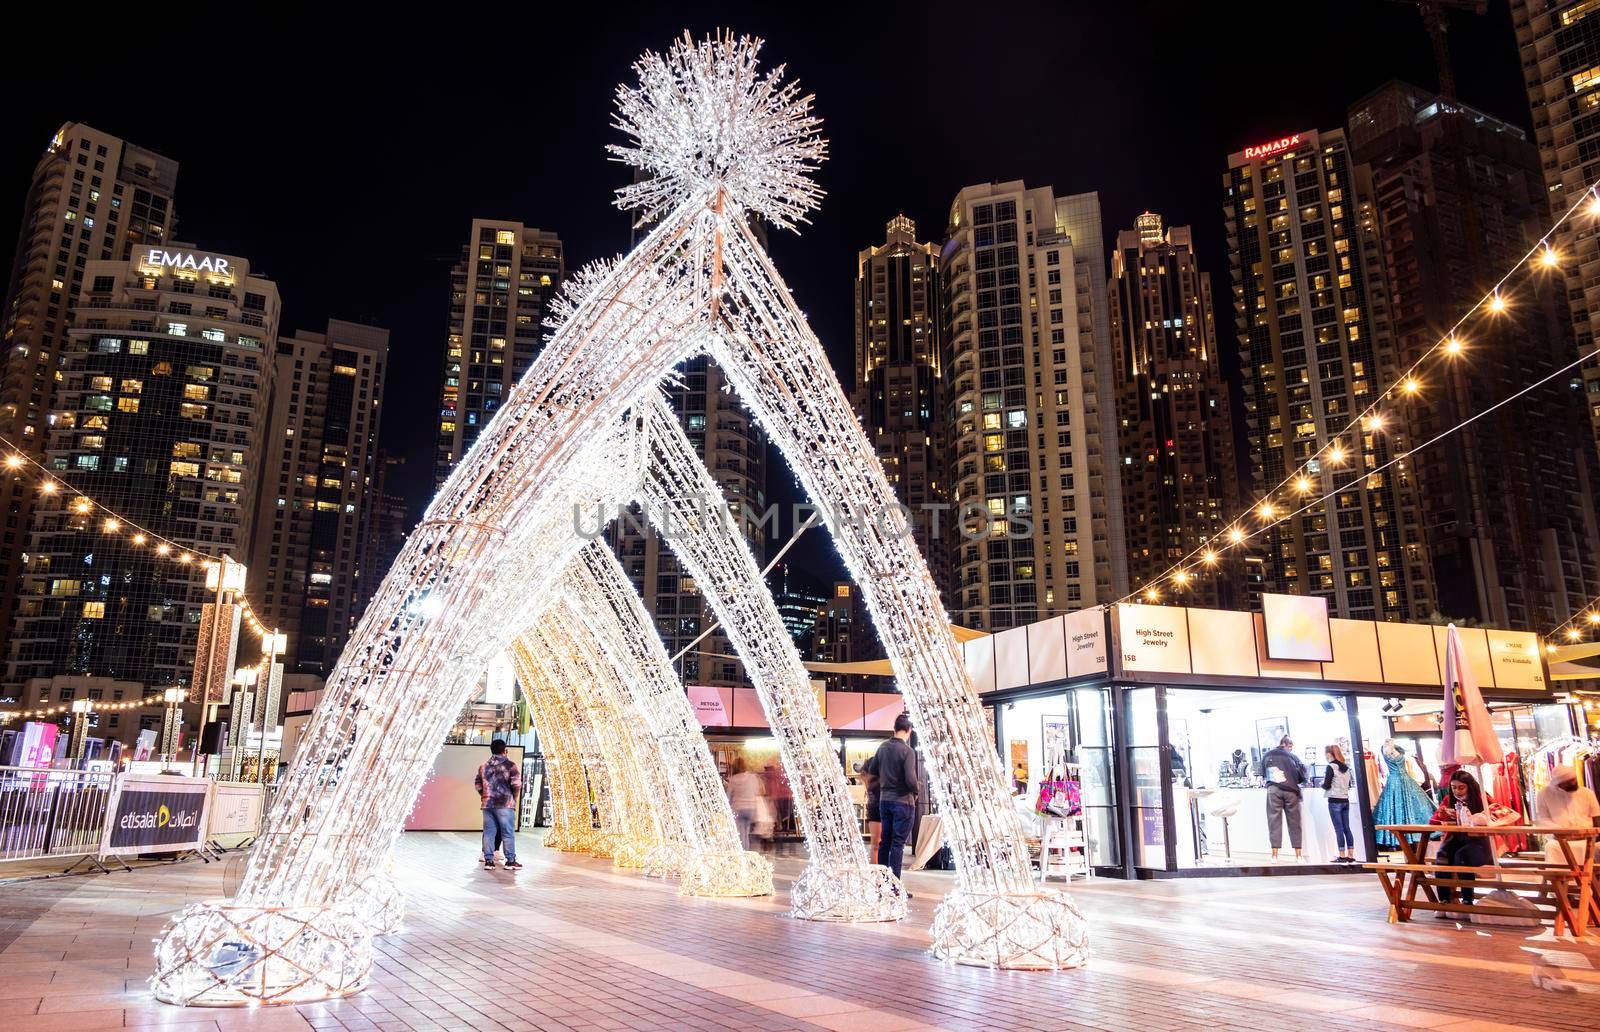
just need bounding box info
[141,248,231,276]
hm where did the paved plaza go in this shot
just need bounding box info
[2,832,1599,1031]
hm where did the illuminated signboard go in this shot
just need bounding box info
[1243,133,1303,160]
[140,248,232,277]
[1262,592,1334,662]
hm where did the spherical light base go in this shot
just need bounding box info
[642,842,688,879]
[789,863,907,922]
[677,849,774,897]
[151,899,371,1007]
[348,871,405,936]
[929,889,1090,970]
[611,835,657,870]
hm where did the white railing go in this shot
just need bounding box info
[0,766,116,865]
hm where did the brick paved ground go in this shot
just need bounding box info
[2,830,1598,1031]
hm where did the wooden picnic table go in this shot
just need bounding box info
[1373,824,1600,935]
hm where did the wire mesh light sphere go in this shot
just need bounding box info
[610,31,827,231]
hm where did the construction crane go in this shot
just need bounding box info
[1383,0,1488,101]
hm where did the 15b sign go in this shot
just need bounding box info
[100,775,212,857]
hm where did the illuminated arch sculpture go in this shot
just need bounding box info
[509,640,596,853]
[153,32,1086,1007]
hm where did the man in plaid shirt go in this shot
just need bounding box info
[475,739,522,870]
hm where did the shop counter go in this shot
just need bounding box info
[1188,786,1368,864]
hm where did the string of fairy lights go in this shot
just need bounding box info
[0,432,281,723]
[1124,181,1600,627]
[1548,591,1600,645]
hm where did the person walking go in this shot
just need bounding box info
[475,739,522,871]
[868,714,919,891]
[1261,735,1307,862]
[1323,744,1355,863]
[727,757,764,850]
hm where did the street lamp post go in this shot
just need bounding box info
[227,666,258,782]
[67,698,92,763]
[256,630,287,784]
[159,687,185,771]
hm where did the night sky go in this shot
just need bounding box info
[0,3,1533,585]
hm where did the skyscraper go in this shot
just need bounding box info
[852,215,948,602]
[1225,129,1435,620]
[249,320,389,676]
[1511,0,1600,453]
[0,124,178,669]
[6,244,279,689]
[356,452,413,623]
[1349,80,1600,629]
[940,183,1123,630]
[434,219,563,487]
[1109,211,1241,608]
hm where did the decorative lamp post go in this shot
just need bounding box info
[227,666,258,782]
[256,632,288,784]
[67,697,93,762]
[159,687,186,770]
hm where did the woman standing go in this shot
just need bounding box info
[1323,744,1355,863]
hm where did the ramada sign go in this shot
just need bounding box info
[141,248,231,276]
[1244,134,1302,160]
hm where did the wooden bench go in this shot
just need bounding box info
[1366,862,1581,932]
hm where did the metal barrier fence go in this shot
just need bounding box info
[0,766,116,865]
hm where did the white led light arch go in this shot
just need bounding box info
[153,32,1086,1007]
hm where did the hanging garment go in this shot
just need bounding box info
[1374,745,1436,847]
[1363,749,1383,804]
[1492,752,1526,853]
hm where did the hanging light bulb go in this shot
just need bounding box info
[1588,612,1600,626]
[1294,476,1312,494]
[156,543,171,556]
[1327,444,1347,465]
[103,518,119,533]
[1257,501,1276,519]
[1541,246,1560,268]
[1228,526,1246,544]
[132,534,146,545]
[1202,550,1218,566]
[4,454,22,470]
[72,498,91,514]
[1589,191,1600,217]
[40,480,56,494]
[1402,378,1420,394]
[1488,293,1506,314]
[1364,414,1385,432]
[1173,569,1191,587]
[1567,628,1582,641]
[1143,587,1160,603]
[1444,337,1462,356]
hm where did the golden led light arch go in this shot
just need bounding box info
[153,32,1085,1007]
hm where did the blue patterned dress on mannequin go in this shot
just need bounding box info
[1373,742,1435,847]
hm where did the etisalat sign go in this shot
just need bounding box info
[572,495,1041,544]
[100,775,212,857]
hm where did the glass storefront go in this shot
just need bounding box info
[1163,688,1368,869]
[994,686,1119,870]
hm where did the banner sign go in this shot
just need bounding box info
[194,601,241,704]
[207,782,264,838]
[100,774,212,857]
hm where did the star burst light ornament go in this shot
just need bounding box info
[610,32,827,230]
[152,31,1086,1007]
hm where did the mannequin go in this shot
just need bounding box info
[1373,739,1435,847]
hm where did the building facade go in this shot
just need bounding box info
[356,452,413,622]
[1349,80,1600,629]
[1511,0,1600,453]
[1225,129,1435,620]
[6,245,279,690]
[249,320,389,676]
[1109,212,1241,608]
[851,215,948,603]
[940,182,1123,631]
[0,124,178,674]
[434,219,563,487]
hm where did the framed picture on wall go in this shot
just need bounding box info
[1255,716,1290,757]
[1041,716,1071,775]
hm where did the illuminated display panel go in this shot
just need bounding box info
[1262,593,1333,662]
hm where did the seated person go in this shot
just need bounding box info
[1427,769,1515,912]
[1535,764,1600,866]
